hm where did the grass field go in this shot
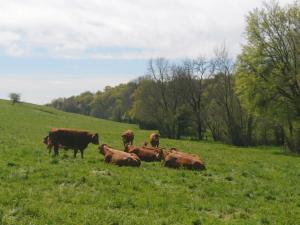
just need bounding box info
[0,99,299,225]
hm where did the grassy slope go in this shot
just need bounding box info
[0,99,299,225]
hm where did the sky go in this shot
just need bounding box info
[0,0,295,104]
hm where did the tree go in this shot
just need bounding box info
[9,93,21,104]
[131,59,187,138]
[207,46,254,146]
[236,1,300,152]
[176,57,209,140]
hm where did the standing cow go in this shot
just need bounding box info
[121,130,134,147]
[149,133,160,147]
[48,128,99,158]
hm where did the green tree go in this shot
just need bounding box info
[236,1,300,152]
[9,93,21,104]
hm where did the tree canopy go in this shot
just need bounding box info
[236,1,300,152]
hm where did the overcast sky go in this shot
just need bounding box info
[0,0,295,104]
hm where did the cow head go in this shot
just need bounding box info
[170,147,178,152]
[92,133,99,145]
[98,144,107,155]
[121,130,132,138]
[121,135,127,143]
[151,133,160,140]
[43,136,48,145]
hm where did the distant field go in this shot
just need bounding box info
[0,99,299,225]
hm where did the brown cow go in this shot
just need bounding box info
[124,144,162,162]
[121,130,134,146]
[161,148,200,160]
[43,135,69,155]
[163,152,205,170]
[99,144,141,167]
[48,128,99,158]
[149,133,160,147]
[169,148,200,159]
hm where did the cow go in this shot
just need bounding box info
[121,130,134,147]
[169,147,200,159]
[163,150,205,171]
[99,144,141,167]
[161,148,200,160]
[149,133,160,147]
[43,135,69,155]
[163,148,205,170]
[48,128,99,158]
[124,144,163,162]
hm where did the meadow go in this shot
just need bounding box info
[0,99,299,225]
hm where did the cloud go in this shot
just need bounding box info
[0,0,295,59]
[0,74,136,104]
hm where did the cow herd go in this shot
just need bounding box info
[43,128,205,171]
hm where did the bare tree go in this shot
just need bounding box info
[175,57,210,140]
[146,58,184,138]
[208,46,253,145]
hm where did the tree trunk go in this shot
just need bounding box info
[197,121,203,140]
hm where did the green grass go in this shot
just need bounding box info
[0,99,299,225]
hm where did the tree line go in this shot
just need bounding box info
[48,2,300,153]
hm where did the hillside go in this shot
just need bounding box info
[0,99,299,225]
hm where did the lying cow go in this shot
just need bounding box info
[149,133,160,147]
[163,149,205,170]
[124,144,163,162]
[121,130,134,147]
[99,144,141,167]
[48,128,99,158]
[162,147,200,160]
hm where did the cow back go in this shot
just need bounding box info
[49,129,93,149]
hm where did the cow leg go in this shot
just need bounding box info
[80,149,84,159]
[63,148,68,157]
[104,154,112,163]
[54,145,59,156]
[164,157,177,168]
[48,146,52,155]
[74,149,78,158]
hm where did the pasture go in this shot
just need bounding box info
[0,99,299,225]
